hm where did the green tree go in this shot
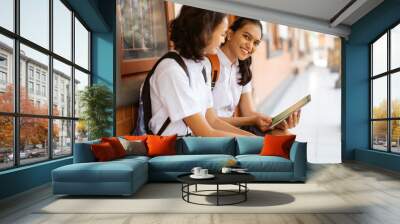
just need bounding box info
[79,84,113,140]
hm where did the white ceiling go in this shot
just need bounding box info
[225,0,353,23]
[170,0,384,38]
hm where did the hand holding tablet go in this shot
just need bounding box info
[270,95,311,129]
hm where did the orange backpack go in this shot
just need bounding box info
[205,54,220,90]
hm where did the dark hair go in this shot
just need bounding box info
[170,6,226,61]
[229,17,262,86]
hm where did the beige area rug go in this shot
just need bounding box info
[37,183,362,214]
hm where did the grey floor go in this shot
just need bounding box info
[1,162,400,224]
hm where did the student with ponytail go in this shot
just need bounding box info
[212,17,300,135]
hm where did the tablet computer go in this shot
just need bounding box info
[270,94,311,128]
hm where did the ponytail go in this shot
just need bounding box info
[238,57,252,85]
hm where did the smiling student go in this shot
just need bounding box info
[212,17,300,135]
[145,6,253,137]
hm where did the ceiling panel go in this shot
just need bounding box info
[224,0,352,21]
[171,0,384,38]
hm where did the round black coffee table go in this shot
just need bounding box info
[177,173,255,206]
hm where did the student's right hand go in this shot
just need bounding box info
[253,115,272,132]
[275,110,301,130]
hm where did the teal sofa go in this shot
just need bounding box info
[52,137,307,196]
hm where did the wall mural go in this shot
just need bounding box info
[115,2,341,163]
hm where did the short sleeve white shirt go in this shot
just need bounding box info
[212,48,252,117]
[149,56,213,136]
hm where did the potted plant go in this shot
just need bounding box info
[79,84,113,140]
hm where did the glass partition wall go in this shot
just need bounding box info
[0,0,91,170]
[370,23,400,153]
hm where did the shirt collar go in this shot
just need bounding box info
[217,48,239,67]
[182,56,204,72]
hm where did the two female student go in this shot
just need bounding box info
[145,6,254,137]
[212,17,300,135]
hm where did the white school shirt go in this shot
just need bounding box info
[212,48,252,117]
[149,56,213,136]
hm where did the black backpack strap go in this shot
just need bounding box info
[142,52,189,135]
[211,69,219,89]
[157,117,171,136]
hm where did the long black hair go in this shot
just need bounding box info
[170,6,226,61]
[229,17,263,86]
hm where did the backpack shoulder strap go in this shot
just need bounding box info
[166,52,190,78]
[142,52,190,135]
[205,54,220,90]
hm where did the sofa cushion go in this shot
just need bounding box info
[91,142,118,161]
[101,137,127,158]
[236,155,293,172]
[179,137,236,155]
[146,135,177,157]
[148,154,235,172]
[52,158,147,183]
[260,135,296,159]
[115,155,150,164]
[236,137,264,155]
[123,135,148,142]
[119,138,147,156]
[74,140,100,163]
[53,163,133,183]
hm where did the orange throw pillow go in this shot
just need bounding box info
[259,134,296,159]
[101,137,126,158]
[146,135,177,157]
[91,142,117,161]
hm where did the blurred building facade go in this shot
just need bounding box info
[0,42,75,153]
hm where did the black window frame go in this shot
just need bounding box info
[0,0,92,171]
[370,20,400,154]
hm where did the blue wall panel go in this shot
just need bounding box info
[65,0,109,32]
[92,33,114,87]
[344,0,400,170]
[91,0,116,136]
[355,149,400,172]
[0,158,72,199]
[92,31,115,136]
[343,44,369,160]
[348,0,400,45]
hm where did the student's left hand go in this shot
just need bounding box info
[275,110,301,130]
[254,115,272,132]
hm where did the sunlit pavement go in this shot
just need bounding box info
[260,66,342,163]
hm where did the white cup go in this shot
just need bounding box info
[200,169,208,176]
[191,167,202,176]
[221,167,232,174]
